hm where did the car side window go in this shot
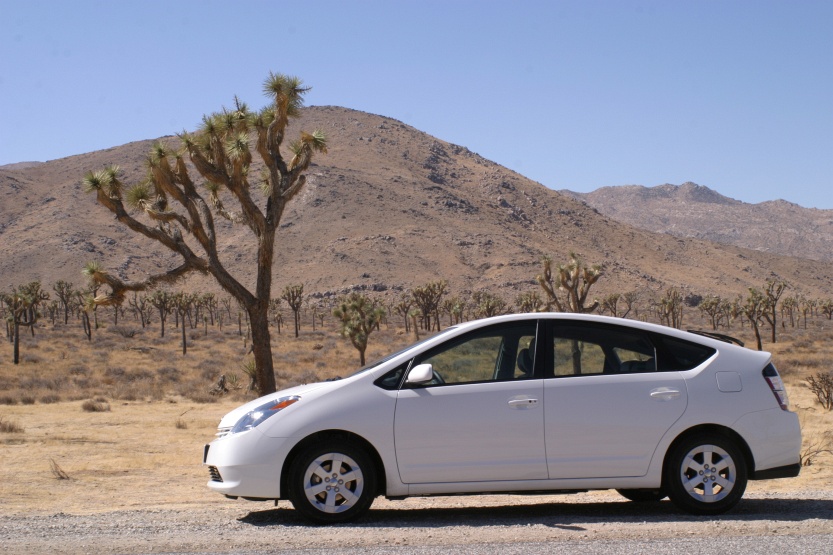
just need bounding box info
[551,323,657,377]
[413,322,538,386]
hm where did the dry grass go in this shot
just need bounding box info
[0,415,24,434]
[0,312,831,516]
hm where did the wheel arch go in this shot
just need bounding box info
[280,430,387,499]
[661,424,754,486]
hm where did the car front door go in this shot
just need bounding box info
[394,321,547,484]
[543,322,688,479]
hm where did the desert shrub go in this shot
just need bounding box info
[156,366,181,383]
[109,326,137,338]
[72,376,98,390]
[104,367,153,383]
[95,337,118,350]
[20,395,36,405]
[0,396,19,406]
[198,359,228,381]
[22,353,43,364]
[806,372,833,410]
[0,416,24,433]
[40,394,60,404]
[68,364,90,376]
[19,376,67,391]
[81,399,111,412]
[103,367,126,380]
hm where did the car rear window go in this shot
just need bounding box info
[652,334,716,371]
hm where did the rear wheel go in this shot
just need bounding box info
[616,488,666,503]
[665,434,747,515]
[287,440,377,524]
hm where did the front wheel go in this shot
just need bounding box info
[287,440,377,524]
[665,434,747,515]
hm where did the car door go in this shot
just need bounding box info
[543,321,688,479]
[394,321,547,484]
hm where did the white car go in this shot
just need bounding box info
[204,314,801,523]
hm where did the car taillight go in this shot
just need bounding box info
[763,363,789,411]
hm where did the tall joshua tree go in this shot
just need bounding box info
[82,73,326,395]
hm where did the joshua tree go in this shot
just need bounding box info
[394,294,414,333]
[76,291,95,342]
[2,282,48,364]
[599,293,623,318]
[657,287,684,329]
[742,287,767,351]
[820,299,833,321]
[282,284,305,338]
[441,296,467,326]
[333,293,385,366]
[173,292,196,354]
[536,253,602,313]
[82,73,325,395]
[471,291,508,318]
[148,289,174,338]
[52,280,75,325]
[760,279,788,343]
[698,295,726,330]
[799,297,816,330]
[515,291,543,313]
[411,280,448,331]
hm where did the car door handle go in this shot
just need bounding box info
[508,398,539,408]
[650,387,681,401]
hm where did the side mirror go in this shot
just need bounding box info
[406,363,434,385]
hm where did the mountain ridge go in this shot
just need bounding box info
[2,106,832,305]
[562,183,833,263]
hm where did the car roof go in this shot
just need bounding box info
[449,313,761,354]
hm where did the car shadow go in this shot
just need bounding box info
[238,497,833,528]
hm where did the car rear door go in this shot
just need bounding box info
[543,321,688,479]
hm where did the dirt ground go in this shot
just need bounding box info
[0,369,830,518]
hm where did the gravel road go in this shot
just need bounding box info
[3,489,832,554]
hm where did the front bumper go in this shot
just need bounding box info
[203,428,296,499]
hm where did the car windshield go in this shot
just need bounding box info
[349,327,459,377]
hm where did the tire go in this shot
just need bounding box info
[664,433,747,515]
[287,439,377,524]
[616,488,666,503]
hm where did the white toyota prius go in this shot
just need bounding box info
[204,313,801,523]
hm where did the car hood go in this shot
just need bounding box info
[217,381,337,429]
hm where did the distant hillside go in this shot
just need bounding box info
[562,182,833,263]
[2,108,833,305]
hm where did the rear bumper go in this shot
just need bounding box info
[751,462,801,480]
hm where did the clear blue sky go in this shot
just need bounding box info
[2,0,831,208]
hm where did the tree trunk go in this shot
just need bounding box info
[181,311,187,355]
[13,320,20,364]
[248,302,276,395]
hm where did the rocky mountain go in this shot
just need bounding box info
[562,182,833,263]
[2,107,833,304]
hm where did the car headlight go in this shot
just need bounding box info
[230,395,300,434]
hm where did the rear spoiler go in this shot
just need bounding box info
[686,330,745,347]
